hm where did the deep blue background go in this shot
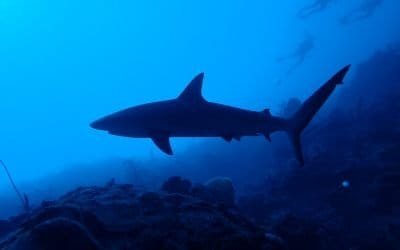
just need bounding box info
[0,0,399,218]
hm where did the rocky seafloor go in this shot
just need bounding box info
[0,177,286,250]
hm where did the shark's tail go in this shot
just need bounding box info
[285,65,351,165]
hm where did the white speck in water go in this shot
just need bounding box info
[342,180,350,188]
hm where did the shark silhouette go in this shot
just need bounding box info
[91,65,351,165]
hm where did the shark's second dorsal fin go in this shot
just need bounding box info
[178,73,205,103]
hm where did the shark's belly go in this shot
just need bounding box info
[151,108,265,137]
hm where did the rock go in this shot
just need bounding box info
[161,176,192,194]
[191,178,236,207]
[105,178,116,188]
[280,98,302,118]
[139,192,164,214]
[139,192,162,206]
[191,183,212,202]
[271,214,340,250]
[41,200,57,208]
[204,177,235,207]
[163,193,190,207]
[0,220,15,239]
[8,218,101,250]
[0,180,271,250]
[264,233,288,250]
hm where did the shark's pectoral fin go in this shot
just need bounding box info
[151,135,173,155]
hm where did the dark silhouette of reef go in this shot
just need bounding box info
[0,177,284,250]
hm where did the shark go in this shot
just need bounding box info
[91,65,350,165]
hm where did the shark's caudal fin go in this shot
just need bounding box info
[286,65,351,165]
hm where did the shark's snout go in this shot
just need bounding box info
[90,117,108,130]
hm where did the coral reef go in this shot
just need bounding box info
[0,178,279,250]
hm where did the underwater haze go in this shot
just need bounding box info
[1,0,400,249]
[0,0,397,180]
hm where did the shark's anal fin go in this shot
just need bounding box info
[222,135,241,142]
[151,135,173,155]
[222,135,233,142]
[178,73,205,103]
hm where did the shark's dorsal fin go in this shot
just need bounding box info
[178,73,205,102]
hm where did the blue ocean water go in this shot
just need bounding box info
[0,0,399,249]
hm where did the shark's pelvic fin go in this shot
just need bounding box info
[178,73,205,103]
[151,135,173,155]
[286,65,351,166]
[263,133,272,142]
